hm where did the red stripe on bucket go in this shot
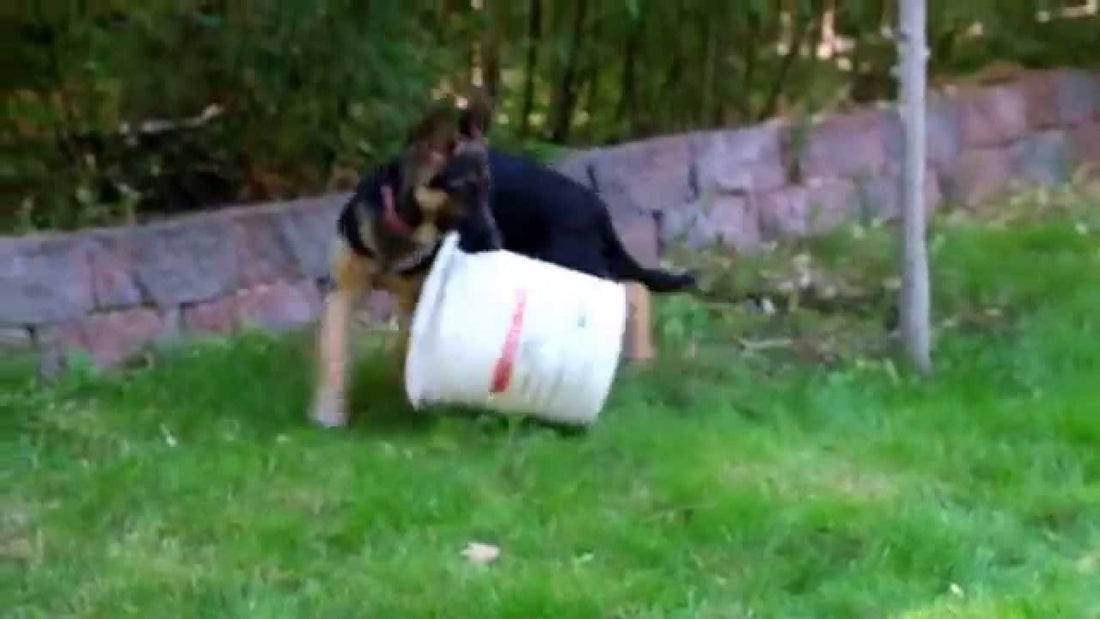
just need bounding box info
[489,289,528,394]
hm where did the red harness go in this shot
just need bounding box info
[380,184,414,236]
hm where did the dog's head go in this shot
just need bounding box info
[401,98,500,252]
[419,146,498,252]
[403,105,459,187]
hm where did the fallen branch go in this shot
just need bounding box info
[737,337,794,351]
[117,104,225,137]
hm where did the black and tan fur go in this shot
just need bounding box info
[310,105,497,428]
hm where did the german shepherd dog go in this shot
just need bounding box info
[457,102,695,292]
[311,96,695,428]
[310,106,500,428]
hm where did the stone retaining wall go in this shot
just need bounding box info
[2,68,1098,372]
[1,196,343,373]
[554,68,1100,254]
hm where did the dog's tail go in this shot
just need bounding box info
[598,210,696,293]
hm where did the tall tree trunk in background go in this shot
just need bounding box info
[657,0,685,131]
[711,18,728,126]
[700,14,716,127]
[760,10,813,120]
[808,0,825,60]
[617,20,640,138]
[738,11,761,120]
[582,0,602,142]
[550,0,589,142]
[898,0,932,373]
[483,10,502,101]
[519,0,542,136]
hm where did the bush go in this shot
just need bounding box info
[3,1,1097,233]
[1,1,462,231]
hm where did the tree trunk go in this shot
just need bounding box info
[483,13,502,101]
[644,0,686,132]
[700,15,716,127]
[582,2,602,141]
[711,16,728,126]
[760,10,813,121]
[658,46,684,131]
[551,0,589,143]
[519,0,542,137]
[738,11,761,120]
[617,20,640,137]
[898,0,932,373]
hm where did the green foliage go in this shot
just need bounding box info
[2,1,1098,232]
[1,1,460,231]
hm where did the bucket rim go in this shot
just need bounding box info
[404,232,462,406]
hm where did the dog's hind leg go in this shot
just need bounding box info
[311,240,371,428]
[624,282,656,362]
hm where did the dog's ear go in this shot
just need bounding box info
[406,105,458,164]
[459,89,494,141]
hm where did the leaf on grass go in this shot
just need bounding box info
[461,541,500,565]
[160,424,178,448]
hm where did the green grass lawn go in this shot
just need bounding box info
[3,191,1099,618]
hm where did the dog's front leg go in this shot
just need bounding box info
[384,274,427,385]
[311,242,370,428]
[311,288,356,427]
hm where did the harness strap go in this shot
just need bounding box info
[339,179,437,276]
[380,184,414,236]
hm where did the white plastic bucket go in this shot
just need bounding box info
[405,233,627,426]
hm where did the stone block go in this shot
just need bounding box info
[611,213,660,267]
[0,235,93,325]
[958,84,1029,148]
[236,280,322,332]
[1021,69,1100,129]
[661,195,761,252]
[710,196,761,252]
[597,182,646,219]
[278,194,346,280]
[132,216,239,306]
[759,179,857,239]
[1010,130,1072,188]
[40,307,178,369]
[1020,71,1063,130]
[659,204,708,249]
[1056,69,1100,126]
[552,150,599,189]
[591,134,697,212]
[182,295,239,335]
[802,110,887,180]
[946,148,1018,206]
[853,172,941,221]
[1069,122,1100,176]
[181,280,322,335]
[87,230,145,311]
[232,207,303,287]
[694,121,787,195]
[883,96,964,171]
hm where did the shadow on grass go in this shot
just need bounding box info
[344,357,435,435]
[343,346,591,439]
[6,325,611,441]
